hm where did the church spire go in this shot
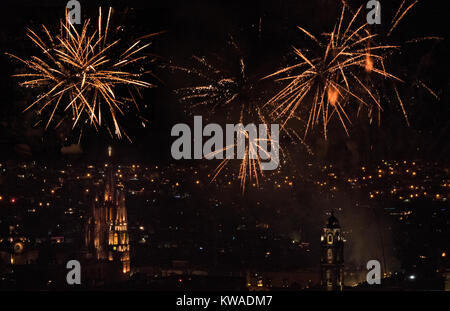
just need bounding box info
[104,146,115,202]
[86,145,131,275]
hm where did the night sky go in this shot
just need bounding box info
[0,0,448,165]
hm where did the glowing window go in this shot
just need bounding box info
[327,234,333,244]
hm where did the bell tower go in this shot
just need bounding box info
[320,211,344,291]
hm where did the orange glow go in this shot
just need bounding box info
[327,86,339,106]
[365,54,373,72]
[442,252,447,258]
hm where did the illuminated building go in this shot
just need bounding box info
[320,212,344,291]
[85,146,131,274]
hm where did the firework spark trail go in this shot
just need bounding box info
[388,0,418,37]
[264,4,411,140]
[7,7,158,140]
[205,105,280,193]
[208,125,279,194]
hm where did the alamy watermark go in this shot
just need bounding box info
[366,0,381,25]
[66,0,81,25]
[66,259,81,285]
[366,259,382,285]
[171,116,280,171]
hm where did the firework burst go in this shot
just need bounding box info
[7,7,160,140]
[169,36,279,192]
[206,117,280,194]
[169,35,259,121]
[264,4,408,140]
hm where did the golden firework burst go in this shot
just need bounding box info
[208,111,279,194]
[7,7,160,140]
[264,4,408,140]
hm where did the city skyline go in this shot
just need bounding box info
[0,0,449,293]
